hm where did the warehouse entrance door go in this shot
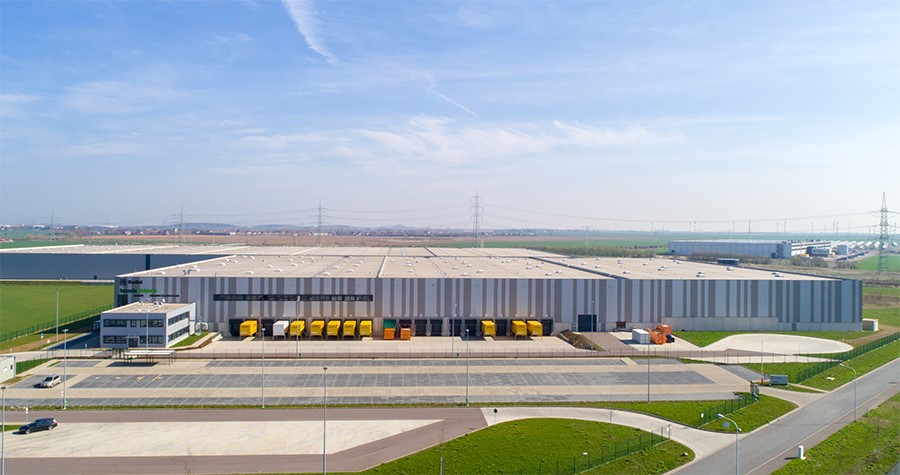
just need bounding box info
[577,314,597,332]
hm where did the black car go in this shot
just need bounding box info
[17,418,58,434]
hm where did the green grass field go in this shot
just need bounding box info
[743,340,899,390]
[438,239,667,249]
[0,282,113,336]
[773,393,899,475]
[673,330,874,348]
[360,418,688,475]
[0,240,71,249]
[857,254,900,272]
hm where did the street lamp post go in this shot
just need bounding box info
[55,288,59,343]
[62,329,68,410]
[451,304,458,357]
[260,319,265,409]
[647,349,651,403]
[145,310,150,349]
[323,366,328,475]
[465,328,470,406]
[717,413,740,475]
[840,363,857,420]
[2,385,7,475]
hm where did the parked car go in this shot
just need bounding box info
[39,375,61,388]
[17,418,58,434]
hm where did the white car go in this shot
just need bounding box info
[39,374,61,388]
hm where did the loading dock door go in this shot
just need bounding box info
[229,319,243,337]
[495,319,509,336]
[451,319,463,337]
[577,314,597,332]
[540,318,553,336]
[464,319,478,337]
[414,319,428,336]
[429,319,443,336]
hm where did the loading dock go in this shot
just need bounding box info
[310,320,325,338]
[359,320,372,337]
[526,320,542,337]
[414,319,427,337]
[511,320,527,338]
[326,320,341,338]
[289,320,305,338]
[495,319,509,336]
[239,320,258,338]
[342,320,357,339]
[481,320,495,337]
[429,319,443,336]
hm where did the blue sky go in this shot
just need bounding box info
[1,0,898,232]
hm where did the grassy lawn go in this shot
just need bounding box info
[700,394,796,432]
[172,332,210,348]
[743,340,900,390]
[857,254,900,272]
[359,418,684,475]
[864,306,900,328]
[0,281,113,337]
[773,393,899,475]
[0,240,68,249]
[799,341,900,391]
[584,440,694,475]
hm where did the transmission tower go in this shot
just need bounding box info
[876,193,891,274]
[471,192,484,248]
[179,206,185,244]
[316,199,324,247]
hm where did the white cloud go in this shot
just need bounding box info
[64,79,183,114]
[0,93,41,118]
[281,0,337,64]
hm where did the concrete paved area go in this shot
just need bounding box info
[3,357,751,408]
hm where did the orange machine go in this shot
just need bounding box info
[655,324,672,335]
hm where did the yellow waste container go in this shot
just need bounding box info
[481,320,496,337]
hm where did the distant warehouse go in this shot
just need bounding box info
[669,239,832,259]
[109,246,860,335]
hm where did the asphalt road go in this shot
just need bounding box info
[673,357,900,475]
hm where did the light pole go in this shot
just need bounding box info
[62,329,68,410]
[465,328,470,406]
[323,366,328,475]
[451,303,457,357]
[840,363,857,421]
[647,350,651,403]
[2,385,7,475]
[296,321,301,359]
[717,413,740,475]
[145,310,150,349]
[55,288,59,343]
[260,319,265,409]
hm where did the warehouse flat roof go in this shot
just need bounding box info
[542,257,830,281]
[103,301,193,314]
[118,249,830,281]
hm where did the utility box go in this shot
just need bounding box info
[632,329,650,344]
[0,356,15,384]
[770,374,789,386]
[273,320,289,338]
[239,320,258,337]
[862,319,878,331]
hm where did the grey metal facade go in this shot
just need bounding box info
[116,275,862,335]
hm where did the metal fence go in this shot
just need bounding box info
[0,304,113,343]
[794,332,899,383]
[697,393,754,427]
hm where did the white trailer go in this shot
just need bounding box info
[273,320,290,338]
[632,329,650,345]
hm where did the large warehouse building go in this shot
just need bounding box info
[669,239,833,259]
[103,246,861,335]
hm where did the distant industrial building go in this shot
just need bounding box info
[668,240,832,259]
